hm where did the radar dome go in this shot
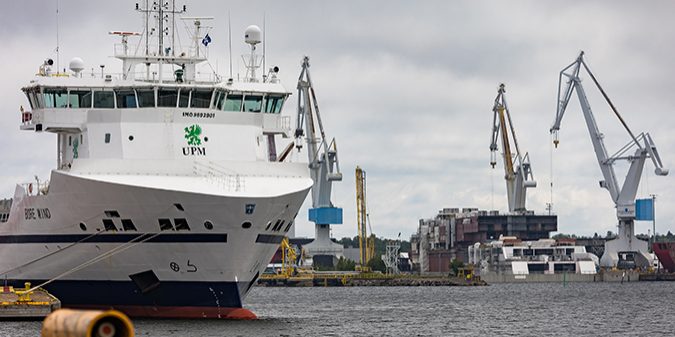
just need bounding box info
[69,57,85,73]
[244,25,262,45]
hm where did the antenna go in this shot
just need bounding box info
[228,11,232,79]
[262,13,266,82]
[55,0,60,74]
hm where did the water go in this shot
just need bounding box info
[3,282,674,336]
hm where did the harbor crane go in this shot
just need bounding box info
[550,51,669,268]
[490,84,537,213]
[355,166,375,271]
[295,56,344,265]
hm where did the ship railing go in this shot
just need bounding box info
[193,161,245,192]
[20,180,50,197]
[77,69,221,84]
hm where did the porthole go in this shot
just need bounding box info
[242,221,252,229]
[204,220,214,230]
[79,222,87,231]
[128,135,134,141]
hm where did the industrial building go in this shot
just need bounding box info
[411,208,557,274]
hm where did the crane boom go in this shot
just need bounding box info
[550,51,669,268]
[490,84,536,213]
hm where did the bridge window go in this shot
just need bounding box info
[115,89,137,108]
[93,90,115,108]
[24,93,34,110]
[158,88,178,107]
[190,89,213,108]
[213,90,226,110]
[136,88,155,108]
[43,88,69,108]
[178,88,190,108]
[29,91,43,109]
[223,94,242,111]
[69,90,92,109]
[243,95,262,112]
[264,95,284,114]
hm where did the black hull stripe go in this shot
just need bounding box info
[4,279,243,308]
[0,233,227,244]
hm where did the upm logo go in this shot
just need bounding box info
[183,124,207,156]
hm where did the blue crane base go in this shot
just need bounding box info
[309,207,343,225]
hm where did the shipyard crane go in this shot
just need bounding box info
[295,56,344,265]
[355,166,375,270]
[550,51,669,268]
[490,84,537,213]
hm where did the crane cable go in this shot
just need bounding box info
[549,132,555,214]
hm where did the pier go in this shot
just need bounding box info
[0,283,60,319]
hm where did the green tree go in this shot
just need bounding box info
[449,258,465,276]
[366,255,386,273]
[336,257,356,271]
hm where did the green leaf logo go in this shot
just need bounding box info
[184,124,202,146]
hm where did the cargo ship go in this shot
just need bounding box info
[653,242,675,273]
[0,4,311,318]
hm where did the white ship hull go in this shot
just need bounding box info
[0,164,311,318]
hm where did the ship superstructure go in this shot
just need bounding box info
[0,3,312,318]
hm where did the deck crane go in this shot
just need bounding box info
[295,56,344,265]
[550,51,669,268]
[490,84,537,213]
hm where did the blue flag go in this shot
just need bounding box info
[202,34,212,47]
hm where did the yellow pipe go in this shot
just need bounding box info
[41,309,134,337]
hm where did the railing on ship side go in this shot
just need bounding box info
[193,161,245,192]
[20,180,50,197]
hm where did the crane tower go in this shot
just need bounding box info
[355,166,369,267]
[550,52,669,268]
[295,56,344,267]
[490,84,537,213]
[355,166,375,270]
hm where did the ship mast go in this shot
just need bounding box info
[113,1,210,83]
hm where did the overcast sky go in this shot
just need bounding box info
[1,1,674,241]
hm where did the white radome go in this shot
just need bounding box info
[69,57,85,73]
[244,25,262,45]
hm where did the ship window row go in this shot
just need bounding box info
[24,87,286,113]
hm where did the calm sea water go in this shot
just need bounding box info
[3,282,673,336]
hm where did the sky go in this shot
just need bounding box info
[1,1,674,241]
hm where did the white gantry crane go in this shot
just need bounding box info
[295,56,344,265]
[551,51,669,268]
[490,84,537,213]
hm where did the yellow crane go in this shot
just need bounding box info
[355,166,374,271]
[280,237,297,278]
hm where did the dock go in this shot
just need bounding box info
[639,273,675,281]
[0,283,61,319]
[258,272,486,287]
